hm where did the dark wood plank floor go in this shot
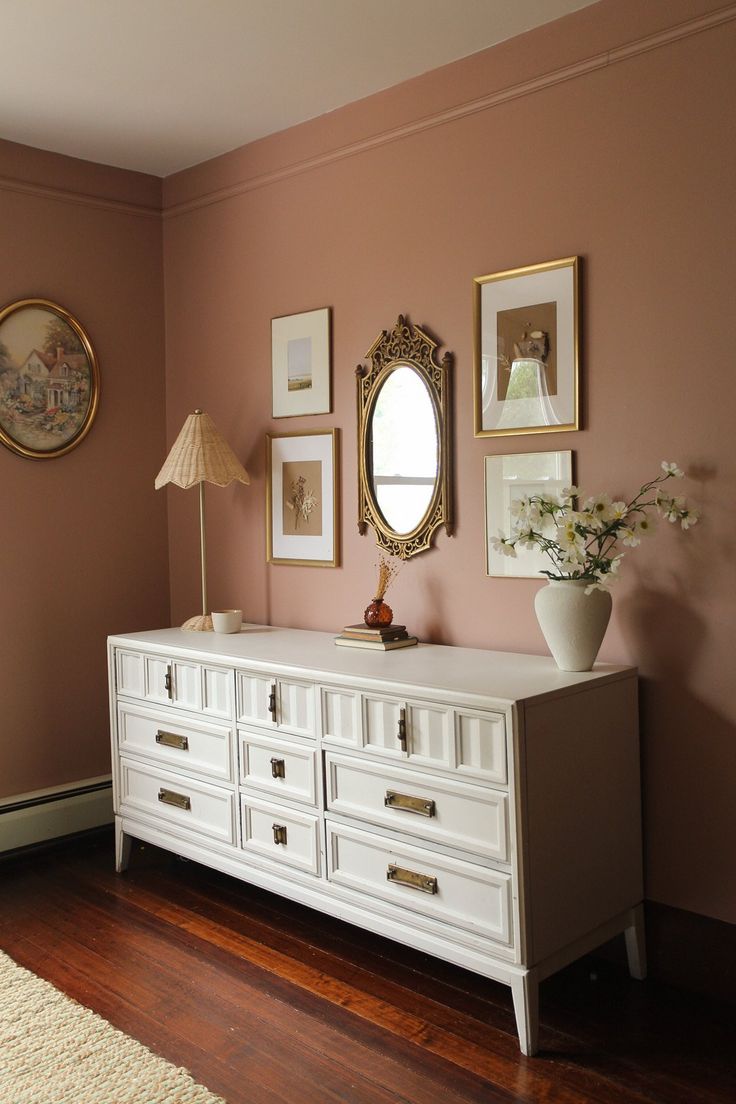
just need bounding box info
[1,832,733,1104]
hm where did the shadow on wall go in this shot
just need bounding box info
[618,581,736,921]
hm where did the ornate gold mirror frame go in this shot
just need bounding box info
[356,315,452,559]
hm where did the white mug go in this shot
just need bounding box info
[211,609,242,634]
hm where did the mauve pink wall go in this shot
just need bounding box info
[0,140,169,797]
[162,0,735,923]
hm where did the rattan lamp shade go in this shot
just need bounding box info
[155,410,250,631]
[155,410,250,490]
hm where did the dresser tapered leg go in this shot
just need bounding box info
[625,903,647,980]
[510,970,539,1056]
[115,819,132,873]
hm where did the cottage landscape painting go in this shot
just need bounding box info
[0,300,98,458]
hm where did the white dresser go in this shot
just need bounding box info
[108,625,645,1056]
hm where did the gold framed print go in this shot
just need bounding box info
[266,429,339,566]
[0,298,100,459]
[271,307,331,418]
[473,257,579,437]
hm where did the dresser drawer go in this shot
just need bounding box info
[118,703,233,783]
[119,759,235,845]
[326,754,508,862]
[327,822,512,947]
[240,795,320,876]
[240,731,318,806]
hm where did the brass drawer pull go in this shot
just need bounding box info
[272,823,288,846]
[157,787,191,811]
[397,708,407,752]
[270,757,286,779]
[387,864,437,894]
[268,683,277,721]
[384,791,435,817]
[164,665,173,700]
[155,730,189,752]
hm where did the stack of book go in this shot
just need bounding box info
[334,623,418,650]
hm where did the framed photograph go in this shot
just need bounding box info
[473,257,579,437]
[272,307,331,418]
[266,429,339,566]
[0,298,99,459]
[485,450,573,577]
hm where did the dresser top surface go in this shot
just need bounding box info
[109,624,634,706]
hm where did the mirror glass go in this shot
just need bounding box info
[370,364,438,535]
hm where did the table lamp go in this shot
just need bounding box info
[155,409,250,631]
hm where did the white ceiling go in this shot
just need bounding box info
[0,0,598,177]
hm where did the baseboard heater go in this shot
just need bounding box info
[0,776,113,853]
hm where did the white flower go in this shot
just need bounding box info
[621,526,640,547]
[561,485,579,501]
[661,461,684,478]
[557,520,585,555]
[582,493,614,527]
[610,501,628,521]
[636,516,656,537]
[515,528,539,551]
[680,509,699,530]
[662,495,686,523]
[585,579,612,595]
[490,531,517,558]
[510,495,541,525]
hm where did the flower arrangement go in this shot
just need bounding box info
[491,461,699,593]
[364,553,402,627]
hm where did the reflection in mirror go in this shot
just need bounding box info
[357,315,452,559]
[371,365,438,535]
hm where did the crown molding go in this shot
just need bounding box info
[0,174,160,219]
[164,3,736,220]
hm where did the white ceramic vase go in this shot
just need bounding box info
[534,578,612,672]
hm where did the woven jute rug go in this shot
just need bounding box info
[0,950,227,1103]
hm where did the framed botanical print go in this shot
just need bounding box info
[271,307,331,418]
[485,450,573,577]
[266,429,339,566]
[473,257,579,437]
[0,298,100,459]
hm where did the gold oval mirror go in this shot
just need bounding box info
[357,316,452,558]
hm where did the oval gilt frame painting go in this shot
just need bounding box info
[0,298,100,459]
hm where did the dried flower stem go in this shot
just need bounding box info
[374,554,401,600]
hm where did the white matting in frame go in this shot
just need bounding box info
[267,429,339,566]
[485,450,573,577]
[474,257,579,437]
[272,307,331,418]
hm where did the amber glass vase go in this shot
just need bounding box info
[364,597,393,627]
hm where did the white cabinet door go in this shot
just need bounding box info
[237,672,274,727]
[406,701,452,768]
[321,687,360,747]
[363,694,405,757]
[455,709,507,784]
[237,671,315,738]
[278,678,315,738]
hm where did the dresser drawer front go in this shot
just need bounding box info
[326,755,508,862]
[240,796,320,876]
[327,823,512,946]
[240,732,318,806]
[119,759,235,844]
[118,704,233,782]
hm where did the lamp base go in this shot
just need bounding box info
[181,613,213,632]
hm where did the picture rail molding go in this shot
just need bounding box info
[163,3,736,220]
